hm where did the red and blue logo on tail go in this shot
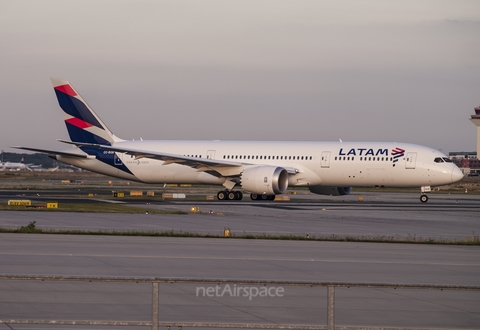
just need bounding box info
[51,78,132,175]
[52,78,116,146]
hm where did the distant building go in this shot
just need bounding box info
[448,106,480,175]
[470,106,480,158]
[449,152,479,175]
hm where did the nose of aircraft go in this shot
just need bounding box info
[451,165,464,183]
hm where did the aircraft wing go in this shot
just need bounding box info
[57,140,298,177]
[12,146,95,159]
[57,140,244,177]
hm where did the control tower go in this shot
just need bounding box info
[470,106,480,157]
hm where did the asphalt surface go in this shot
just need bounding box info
[0,191,479,329]
[0,191,479,240]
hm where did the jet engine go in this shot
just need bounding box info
[240,166,289,195]
[308,186,352,196]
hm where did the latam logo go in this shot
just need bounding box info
[338,147,405,167]
[391,147,405,167]
[339,148,389,156]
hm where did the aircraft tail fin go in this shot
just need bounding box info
[51,78,122,145]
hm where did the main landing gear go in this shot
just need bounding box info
[217,190,243,201]
[250,194,275,201]
[216,191,276,201]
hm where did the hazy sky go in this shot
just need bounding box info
[1,0,479,154]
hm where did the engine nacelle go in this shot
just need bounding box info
[241,166,289,195]
[309,186,352,196]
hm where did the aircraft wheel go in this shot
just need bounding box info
[268,195,275,200]
[217,191,227,201]
[235,191,243,200]
[227,191,236,200]
[420,194,428,203]
[261,194,269,200]
[250,194,258,200]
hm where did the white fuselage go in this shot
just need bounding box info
[56,140,463,189]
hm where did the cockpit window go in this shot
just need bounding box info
[434,157,444,163]
[443,157,453,163]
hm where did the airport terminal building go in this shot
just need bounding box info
[449,151,479,176]
[450,106,480,176]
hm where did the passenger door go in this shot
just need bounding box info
[206,150,216,160]
[321,151,331,168]
[405,152,417,169]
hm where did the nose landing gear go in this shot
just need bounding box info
[420,186,431,203]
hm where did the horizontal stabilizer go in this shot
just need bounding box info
[12,146,94,159]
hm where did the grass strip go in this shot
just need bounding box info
[0,203,185,214]
[1,222,478,246]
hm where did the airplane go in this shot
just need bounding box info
[0,161,34,171]
[14,78,464,203]
[0,153,36,171]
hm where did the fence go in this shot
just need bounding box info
[0,274,479,330]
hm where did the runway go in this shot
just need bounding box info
[0,192,479,329]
